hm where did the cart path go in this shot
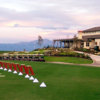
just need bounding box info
[75,51,100,65]
[46,61,100,67]
[89,54,100,64]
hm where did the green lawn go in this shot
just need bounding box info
[45,56,93,64]
[29,50,51,54]
[0,51,11,54]
[0,61,100,100]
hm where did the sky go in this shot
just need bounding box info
[0,0,100,43]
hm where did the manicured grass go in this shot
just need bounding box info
[45,56,93,64]
[29,50,51,54]
[0,51,11,54]
[0,60,100,100]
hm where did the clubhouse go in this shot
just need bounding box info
[53,26,100,50]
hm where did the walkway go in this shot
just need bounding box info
[75,51,100,65]
[47,61,100,67]
[90,54,100,64]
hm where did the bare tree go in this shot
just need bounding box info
[38,35,43,47]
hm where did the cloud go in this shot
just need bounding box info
[0,0,100,43]
[0,0,100,28]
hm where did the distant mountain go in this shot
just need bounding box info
[0,39,53,51]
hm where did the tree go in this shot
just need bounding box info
[73,35,78,49]
[37,35,43,48]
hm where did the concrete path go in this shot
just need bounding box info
[90,54,100,64]
[46,61,100,67]
[75,51,100,65]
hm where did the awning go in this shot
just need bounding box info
[82,35,100,41]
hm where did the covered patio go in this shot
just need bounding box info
[53,38,83,49]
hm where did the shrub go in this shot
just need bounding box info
[52,51,91,60]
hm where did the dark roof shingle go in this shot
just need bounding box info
[83,27,100,32]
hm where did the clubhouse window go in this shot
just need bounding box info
[86,42,89,47]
